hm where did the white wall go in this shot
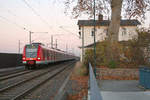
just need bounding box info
[83,26,106,46]
[119,26,138,41]
[82,26,137,46]
[80,25,138,61]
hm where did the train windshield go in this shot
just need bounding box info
[26,44,38,58]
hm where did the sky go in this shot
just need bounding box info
[0,0,150,56]
[0,0,81,56]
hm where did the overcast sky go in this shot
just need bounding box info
[0,0,81,56]
[0,0,149,56]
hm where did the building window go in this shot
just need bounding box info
[122,28,127,36]
[91,30,94,36]
[103,28,108,36]
[91,28,96,36]
[79,31,81,39]
[79,26,81,30]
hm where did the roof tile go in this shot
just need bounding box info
[78,20,141,26]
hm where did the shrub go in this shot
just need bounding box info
[83,49,94,67]
[108,60,117,68]
[73,62,88,76]
[83,27,150,68]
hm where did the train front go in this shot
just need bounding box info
[22,43,41,69]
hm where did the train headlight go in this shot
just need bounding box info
[37,57,41,60]
[23,57,26,60]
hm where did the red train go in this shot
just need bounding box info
[22,43,75,69]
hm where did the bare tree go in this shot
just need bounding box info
[65,0,149,40]
[64,0,150,61]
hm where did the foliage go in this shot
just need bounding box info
[108,60,117,68]
[128,28,150,65]
[120,28,150,66]
[73,62,88,76]
[96,41,109,66]
[64,0,150,65]
[64,0,150,20]
[83,41,108,67]
[83,27,150,68]
[83,49,94,67]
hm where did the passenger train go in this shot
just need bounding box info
[22,43,75,69]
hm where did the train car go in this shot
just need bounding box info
[22,43,74,69]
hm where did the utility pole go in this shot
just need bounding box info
[82,27,84,62]
[18,40,21,54]
[29,31,48,44]
[51,35,53,48]
[55,39,57,49]
[66,44,68,53]
[29,31,32,44]
[72,47,74,55]
[93,0,96,76]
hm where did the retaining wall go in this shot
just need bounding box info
[96,68,139,80]
[0,53,22,68]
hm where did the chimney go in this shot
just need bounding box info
[98,14,103,21]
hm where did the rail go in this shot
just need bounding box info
[89,63,102,100]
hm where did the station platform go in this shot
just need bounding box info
[98,80,150,100]
[101,91,150,100]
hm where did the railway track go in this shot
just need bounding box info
[22,63,74,100]
[0,61,74,100]
[0,67,25,77]
[0,70,33,81]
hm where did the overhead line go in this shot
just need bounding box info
[59,26,79,38]
[0,15,29,31]
[7,10,18,17]
[6,9,31,29]
[22,0,52,30]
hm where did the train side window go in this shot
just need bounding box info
[51,51,52,56]
[44,50,46,58]
[49,51,51,57]
[43,50,44,58]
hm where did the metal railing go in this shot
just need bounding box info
[89,63,102,100]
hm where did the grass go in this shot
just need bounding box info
[73,61,88,76]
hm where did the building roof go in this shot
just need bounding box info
[79,41,130,48]
[79,42,99,49]
[78,19,141,26]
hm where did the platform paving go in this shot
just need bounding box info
[98,80,150,100]
[101,91,150,100]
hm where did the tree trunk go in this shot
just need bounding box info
[108,0,123,42]
[107,0,123,61]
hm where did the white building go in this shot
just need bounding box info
[78,15,141,61]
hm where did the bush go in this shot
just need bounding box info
[83,27,150,68]
[96,41,109,66]
[83,41,113,67]
[108,60,117,68]
[83,49,94,67]
[73,62,88,76]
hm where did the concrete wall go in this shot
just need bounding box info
[96,68,139,80]
[0,53,22,68]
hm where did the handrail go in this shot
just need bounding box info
[89,63,102,100]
